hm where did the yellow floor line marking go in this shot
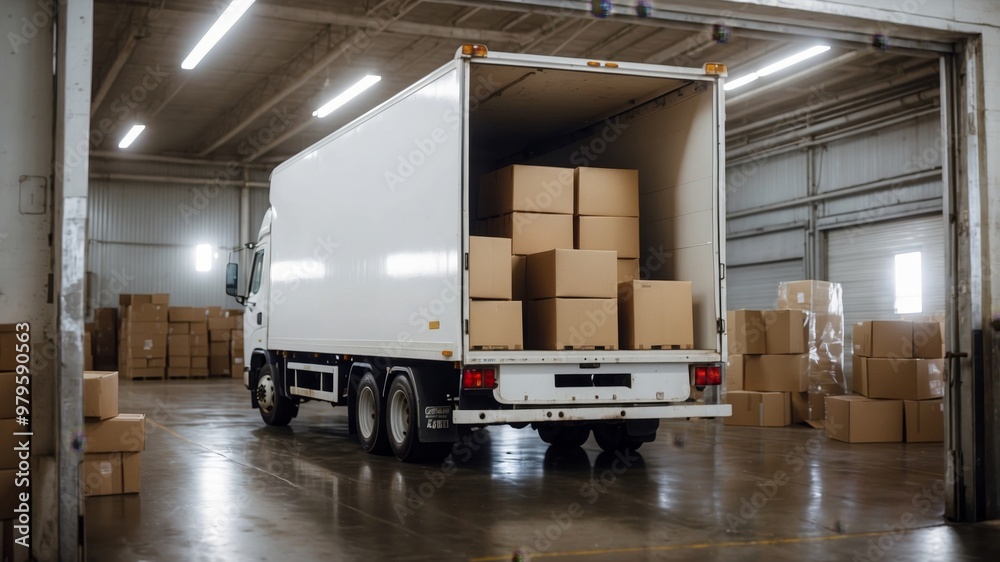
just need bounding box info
[469,526,945,561]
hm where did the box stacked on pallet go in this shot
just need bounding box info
[82,371,144,496]
[468,236,522,351]
[209,310,239,376]
[831,320,946,443]
[777,280,847,423]
[1,371,25,525]
[166,307,204,378]
[524,249,618,350]
[118,294,169,380]
[189,310,210,378]
[574,167,640,280]
[92,307,119,370]
[478,165,575,256]
[231,313,245,379]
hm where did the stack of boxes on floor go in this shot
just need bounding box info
[470,164,693,351]
[118,294,169,380]
[725,280,847,427]
[231,317,245,378]
[167,306,208,378]
[209,310,240,377]
[82,371,144,496]
[1,369,25,538]
[828,320,945,443]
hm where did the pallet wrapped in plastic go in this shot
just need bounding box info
[777,280,846,421]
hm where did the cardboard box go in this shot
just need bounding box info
[777,280,840,312]
[84,413,146,453]
[727,310,766,355]
[904,399,944,443]
[124,367,164,379]
[500,212,574,256]
[744,354,809,392]
[470,236,513,300]
[853,320,913,358]
[763,310,807,355]
[0,372,15,418]
[0,331,18,371]
[125,303,168,322]
[479,164,574,218]
[825,395,903,443]
[0,419,21,469]
[724,391,791,427]
[913,322,944,359]
[119,294,152,306]
[190,322,208,335]
[124,321,168,336]
[83,371,119,420]
[575,216,640,259]
[190,334,209,346]
[526,249,617,299]
[208,317,234,331]
[169,356,192,368]
[0,468,22,520]
[231,356,245,378]
[150,294,169,305]
[168,334,191,348]
[525,298,618,350]
[511,255,527,301]
[617,259,640,285]
[790,391,809,424]
[574,167,639,217]
[149,357,166,368]
[469,301,523,350]
[192,357,208,369]
[866,358,945,401]
[210,342,229,356]
[210,330,232,343]
[726,354,744,391]
[852,355,870,396]
[168,367,192,378]
[209,356,231,376]
[82,452,140,496]
[190,367,210,377]
[169,307,208,323]
[191,346,210,357]
[618,280,693,349]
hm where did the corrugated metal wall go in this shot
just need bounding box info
[725,86,943,313]
[87,159,271,309]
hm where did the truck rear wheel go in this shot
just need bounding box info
[386,375,452,462]
[256,364,296,426]
[537,425,590,448]
[356,373,390,454]
[593,423,643,453]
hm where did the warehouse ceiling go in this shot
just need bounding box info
[91,0,959,165]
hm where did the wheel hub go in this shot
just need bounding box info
[257,375,275,414]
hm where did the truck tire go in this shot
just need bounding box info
[593,423,643,453]
[385,375,452,463]
[537,425,590,448]
[256,364,296,426]
[356,373,390,454]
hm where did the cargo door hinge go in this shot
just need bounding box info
[720,263,725,280]
[717,318,725,334]
[464,319,469,334]
[464,252,469,270]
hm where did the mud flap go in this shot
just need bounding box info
[399,366,459,444]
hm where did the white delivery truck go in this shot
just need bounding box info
[226,45,731,462]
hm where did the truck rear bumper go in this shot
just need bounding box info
[452,403,731,425]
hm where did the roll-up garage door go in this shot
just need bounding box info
[727,260,805,311]
[827,214,945,380]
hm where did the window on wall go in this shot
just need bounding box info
[894,251,922,314]
[195,244,213,272]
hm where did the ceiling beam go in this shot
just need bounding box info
[193,0,423,157]
[91,28,141,117]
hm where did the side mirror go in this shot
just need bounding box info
[225,263,241,301]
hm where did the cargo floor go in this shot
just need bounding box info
[85,379,1000,561]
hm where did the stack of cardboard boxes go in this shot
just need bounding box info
[167,306,210,378]
[828,320,945,443]
[524,249,619,350]
[1,371,24,528]
[469,236,523,350]
[209,310,240,377]
[574,167,640,285]
[82,371,144,496]
[231,317,245,378]
[476,164,575,256]
[118,294,169,380]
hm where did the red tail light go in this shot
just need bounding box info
[462,368,497,389]
[694,365,722,386]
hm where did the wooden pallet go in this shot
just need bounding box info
[559,345,617,351]
[633,344,695,350]
[127,375,165,381]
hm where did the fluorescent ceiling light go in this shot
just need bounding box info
[757,45,831,77]
[724,73,759,91]
[725,45,831,91]
[181,0,256,70]
[118,125,146,148]
[313,75,382,118]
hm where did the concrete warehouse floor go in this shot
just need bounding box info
[86,380,1000,561]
